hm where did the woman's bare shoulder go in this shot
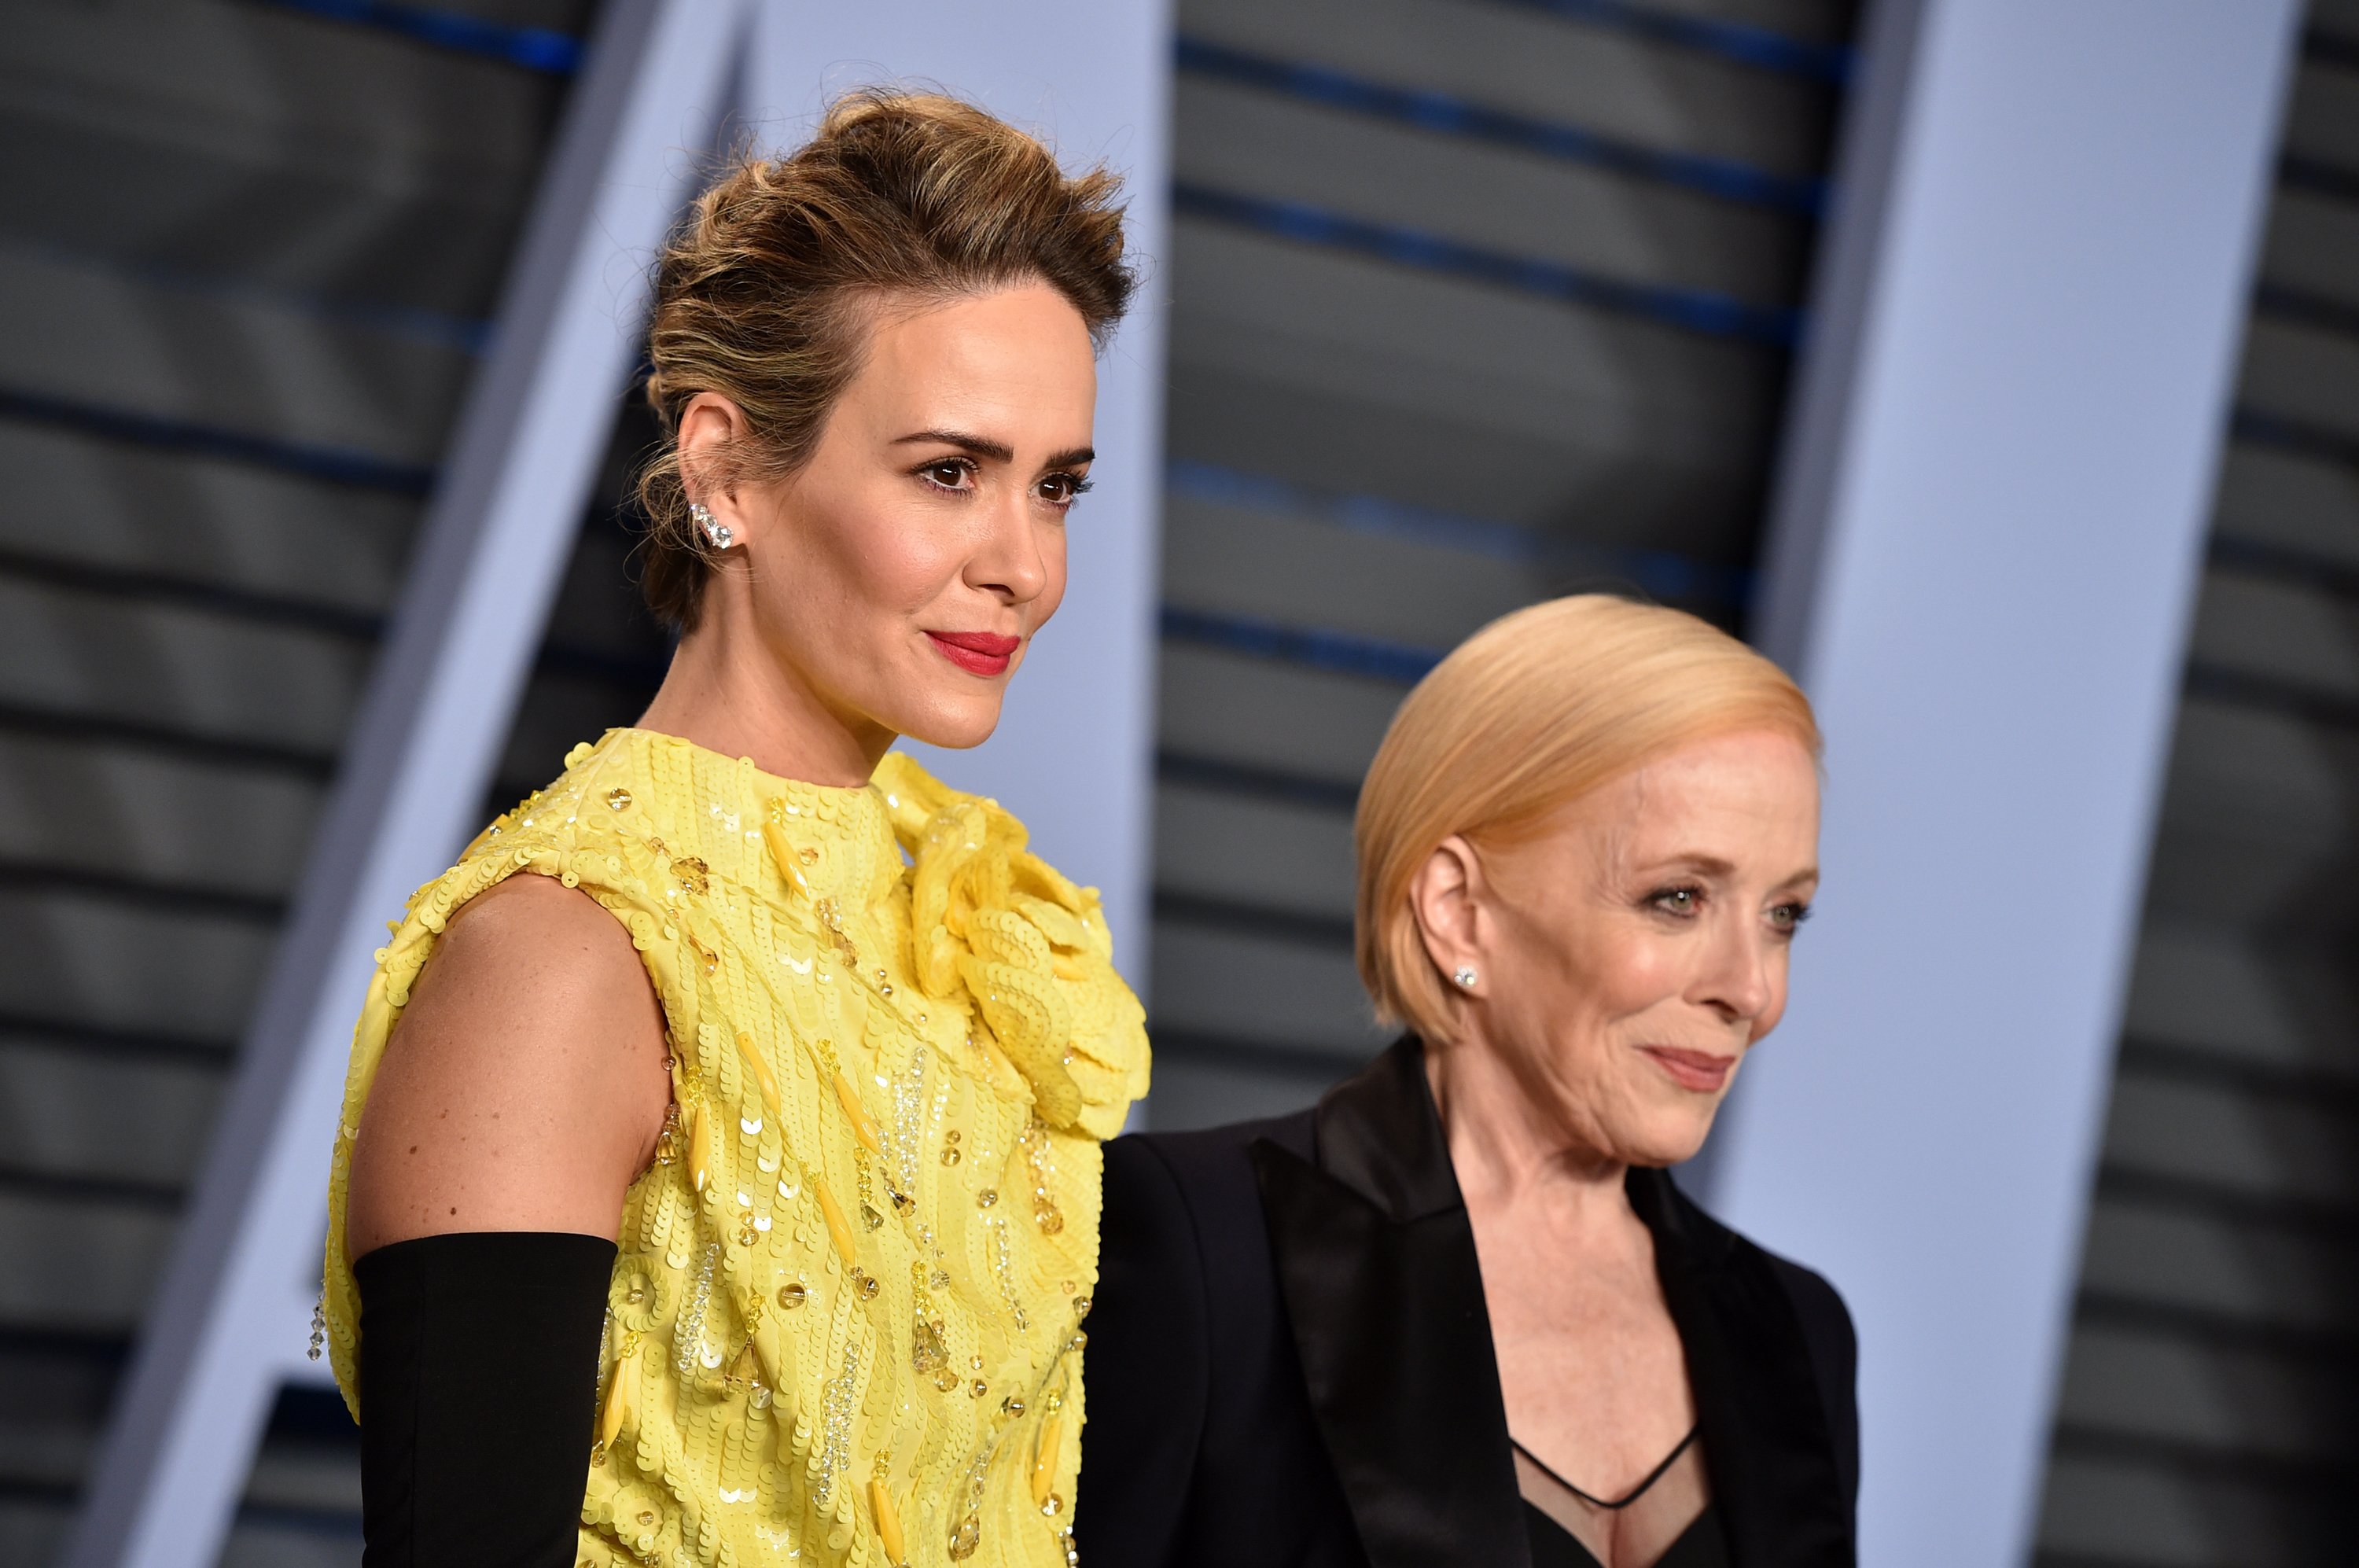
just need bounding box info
[344,874,672,1258]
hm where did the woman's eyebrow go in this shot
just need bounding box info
[1638,853,1739,880]
[893,429,1014,462]
[892,430,1095,470]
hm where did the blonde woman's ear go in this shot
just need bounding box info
[1409,835,1485,997]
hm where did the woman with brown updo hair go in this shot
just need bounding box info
[322,91,1149,1567]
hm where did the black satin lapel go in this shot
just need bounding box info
[1639,1174,1853,1568]
[1252,1136,1529,1568]
[1312,1037,1463,1219]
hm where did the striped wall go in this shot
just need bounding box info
[1143,0,1860,1128]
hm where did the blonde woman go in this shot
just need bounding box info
[327,94,1148,1566]
[1078,597,1855,1568]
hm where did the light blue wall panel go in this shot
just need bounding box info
[1709,3,2302,1564]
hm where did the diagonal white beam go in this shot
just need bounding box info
[61,2,751,1562]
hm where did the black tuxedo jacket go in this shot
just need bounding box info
[1074,1038,1859,1568]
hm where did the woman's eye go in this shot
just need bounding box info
[1038,473,1092,507]
[1768,902,1812,933]
[1653,887,1701,916]
[920,459,975,491]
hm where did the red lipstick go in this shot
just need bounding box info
[926,630,1021,677]
[1641,1046,1737,1094]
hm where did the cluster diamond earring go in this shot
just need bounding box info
[1452,966,1478,991]
[690,501,734,550]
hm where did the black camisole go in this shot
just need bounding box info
[1514,1424,1731,1568]
[1524,1502,1732,1568]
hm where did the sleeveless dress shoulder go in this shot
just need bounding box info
[321,728,1150,1568]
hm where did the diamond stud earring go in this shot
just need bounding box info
[1453,966,1478,991]
[690,501,734,550]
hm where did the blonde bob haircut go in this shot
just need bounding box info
[1355,594,1821,1045]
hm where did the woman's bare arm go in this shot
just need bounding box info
[345,874,674,1259]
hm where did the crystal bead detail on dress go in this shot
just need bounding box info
[605,787,632,811]
[911,1316,949,1375]
[778,1282,807,1309]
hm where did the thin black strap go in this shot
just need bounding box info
[1512,1425,1699,1511]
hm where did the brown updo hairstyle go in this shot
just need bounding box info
[634,90,1137,631]
[1356,596,1821,1046]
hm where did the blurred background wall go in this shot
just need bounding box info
[0,0,2350,1564]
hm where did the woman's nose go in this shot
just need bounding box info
[1699,923,1777,1023]
[966,489,1050,604]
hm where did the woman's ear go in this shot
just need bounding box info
[676,392,754,538]
[1409,835,1488,995]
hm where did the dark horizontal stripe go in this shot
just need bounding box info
[2183,660,2359,735]
[0,385,436,496]
[2092,1166,2359,1243]
[231,1499,366,1539]
[1165,457,1751,607]
[2117,1035,2359,1115]
[2046,1422,2359,1494]
[1481,0,1851,83]
[1156,750,1362,814]
[0,861,288,923]
[2072,1290,2359,1365]
[0,1010,235,1064]
[2228,404,2359,470]
[1154,889,1356,951]
[0,1474,76,1504]
[267,1382,362,1442]
[2206,532,2359,602]
[13,233,493,356]
[1172,182,1798,346]
[0,545,387,641]
[1144,1025,1377,1083]
[0,543,671,690]
[0,1320,131,1366]
[2277,152,2359,205]
[2251,280,2359,343]
[537,641,669,690]
[0,701,339,779]
[2303,24,2359,72]
[246,0,581,74]
[1162,602,1440,686]
[1176,36,1823,215]
[0,1160,183,1212]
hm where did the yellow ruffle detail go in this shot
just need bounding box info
[874,752,1150,1141]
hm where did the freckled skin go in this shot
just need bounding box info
[1411,730,1820,1568]
[344,285,1099,1259]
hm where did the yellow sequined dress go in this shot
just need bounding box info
[320,729,1150,1568]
